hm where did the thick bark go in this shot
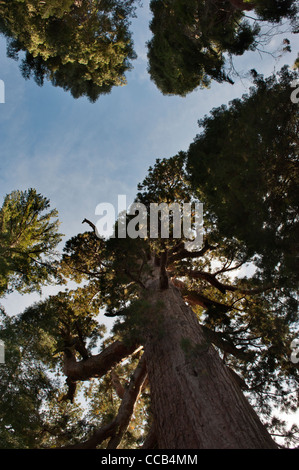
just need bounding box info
[142,265,277,449]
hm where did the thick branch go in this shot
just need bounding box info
[63,340,140,382]
[60,377,77,403]
[110,370,125,399]
[185,270,276,296]
[172,279,231,312]
[186,270,236,294]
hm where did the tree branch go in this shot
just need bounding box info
[186,269,277,296]
[186,269,236,294]
[167,239,216,264]
[172,278,231,313]
[110,370,125,399]
[63,340,140,382]
[201,324,255,363]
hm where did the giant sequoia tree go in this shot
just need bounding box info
[147,0,298,95]
[1,150,298,448]
[0,0,137,101]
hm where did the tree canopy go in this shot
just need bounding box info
[147,0,298,95]
[0,0,137,101]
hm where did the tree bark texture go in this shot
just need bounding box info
[142,266,277,449]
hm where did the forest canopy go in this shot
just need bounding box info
[187,65,299,289]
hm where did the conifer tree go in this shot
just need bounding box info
[147,0,298,95]
[1,67,298,449]
[0,189,62,296]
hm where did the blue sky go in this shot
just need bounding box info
[0,1,298,318]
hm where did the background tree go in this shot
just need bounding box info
[147,0,298,95]
[187,65,299,290]
[0,188,62,296]
[0,0,137,101]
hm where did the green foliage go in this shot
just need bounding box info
[19,291,106,362]
[0,291,106,448]
[254,0,298,23]
[60,229,149,316]
[0,188,62,296]
[0,0,137,101]
[147,0,298,95]
[187,66,299,288]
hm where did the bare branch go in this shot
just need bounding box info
[82,218,96,232]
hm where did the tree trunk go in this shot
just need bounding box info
[142,265,277,449]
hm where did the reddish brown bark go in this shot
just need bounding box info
[142,266,277,449]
